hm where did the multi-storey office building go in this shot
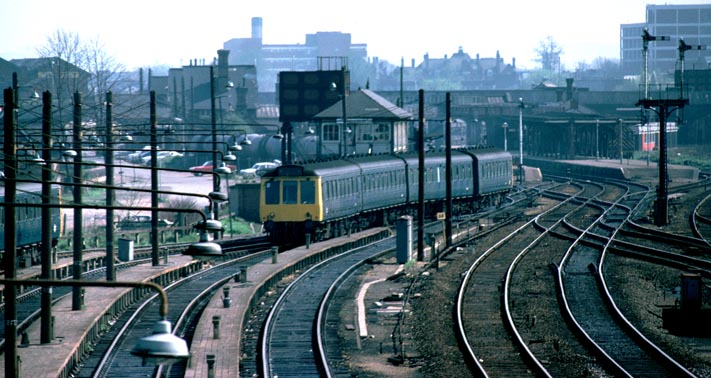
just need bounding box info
[621,4,711,75]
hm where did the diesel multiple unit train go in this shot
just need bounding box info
[260,148,513,244]
[0,182,62,268]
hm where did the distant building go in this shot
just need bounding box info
[224,17,367,92]
[621,4,711,75]
[165,50,258,122]
[0,57,91,106]
[414,48,518,90]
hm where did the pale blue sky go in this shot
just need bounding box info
[1,0,707,70]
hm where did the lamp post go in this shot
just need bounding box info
[340,66,348,157]
[329,67,348,157]
[595,119,600,161]
[106,91,116,280]
[4,87,20,378]
[518,98,524,184]
[502,122,508,151]
[210,67,220,239]
[72,91,84,311]
[150,91,160,266]
[41,90,54,344]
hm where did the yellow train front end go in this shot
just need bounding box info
[259,165,323,245]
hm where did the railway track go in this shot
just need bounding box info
[552,179,698,376]
[455,181,601,376]
[74,239,271,377]
[10,175,711,376]
[692,191,711,245]
[451,177,703,377]
[258,237,395,377]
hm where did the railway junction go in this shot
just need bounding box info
[2,156,711,377]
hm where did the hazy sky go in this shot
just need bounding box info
[1,0,707,71]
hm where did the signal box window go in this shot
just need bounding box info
[323,123,339,141]
[283,181,298,204]
[265,182,280,204]
[301,181,315,204]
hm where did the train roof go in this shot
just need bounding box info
[263,160,361,178]
[265,148,511,179]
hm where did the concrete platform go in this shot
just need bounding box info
[524,157,700,183]
[1,255,203,378]
[564,158,699,182]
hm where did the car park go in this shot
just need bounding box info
[125,147,154,164]
[188,161,238,176]
[240,161,280,177]
[141,151,184,165]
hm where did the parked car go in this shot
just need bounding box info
[116,215,174,230]
[141,151,184,166]
[240,161,280,177]
[125,147,155,164]
[188,161,237,176]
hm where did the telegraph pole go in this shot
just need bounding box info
[72,91,85,311]
[106,91,116,279]
[417,89,425,261]
[150,91,160,266]
[445,92,452,248]
[4,87,19,378]
[41,90,54,343]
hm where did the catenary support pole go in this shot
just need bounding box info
[417,89,425,261]
[41,90,54,343]
[72,91,84,311]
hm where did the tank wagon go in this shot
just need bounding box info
[260,148,512,244]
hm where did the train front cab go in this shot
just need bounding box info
[260,166,323,245]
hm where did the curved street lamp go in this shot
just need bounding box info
[0,278,190,365]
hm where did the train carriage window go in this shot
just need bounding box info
[283,181,298,204]
[301,180,315,204]
[265,181,280,204]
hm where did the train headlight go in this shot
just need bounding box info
[268,212,275,220]
[305,212,312,220]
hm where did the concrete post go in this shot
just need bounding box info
[206,354,216,378]
[271,246,279,264]
[212,315,221,339]
[240,266,248,282]
[222,286,232,308]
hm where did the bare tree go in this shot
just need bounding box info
[83,37,125,134]
[36,29,125,143]
[534,36,563,72]
[36,29,86,130]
